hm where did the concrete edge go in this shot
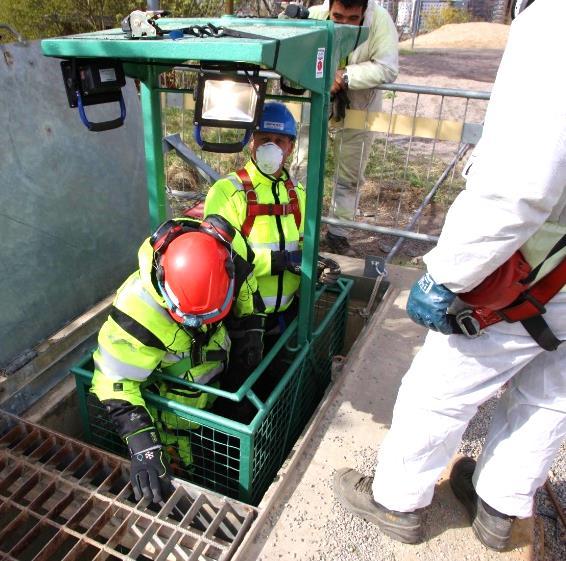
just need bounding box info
[231,279,404,560]
[0,294,113,409]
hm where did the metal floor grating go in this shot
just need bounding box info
[0,412,257,561]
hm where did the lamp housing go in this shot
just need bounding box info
[193,71,267,153]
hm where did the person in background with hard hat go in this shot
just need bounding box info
[91,215,259,505]
[283,0,399,257]
[333,0,566,550]
[204,101,340,385]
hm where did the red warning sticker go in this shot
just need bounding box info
[316,48,325,79]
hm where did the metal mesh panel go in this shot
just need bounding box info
[250,354,307,503]
[250,282,350,503]
[76,376,245,500]
[72,279,352,506]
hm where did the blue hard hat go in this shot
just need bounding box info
[257,102,297,138]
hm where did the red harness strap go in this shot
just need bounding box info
[235,168,302,238]
[453,257,566,350]
[471,257,566,330]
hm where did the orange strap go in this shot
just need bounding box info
[236,168,302,238]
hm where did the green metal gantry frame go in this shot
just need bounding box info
[41,16,366,345]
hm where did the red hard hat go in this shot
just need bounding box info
[157,231,234,327]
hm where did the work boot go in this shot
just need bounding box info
[325,231,357,257]
[450,457,515,551]
[333,468,422,544]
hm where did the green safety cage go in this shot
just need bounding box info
[72,280,351,504]
[43,17,366,505]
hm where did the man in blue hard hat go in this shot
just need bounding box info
[205,101,339,384]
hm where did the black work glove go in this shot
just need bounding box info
[271,250,303,275]
[329,89,350,122]
[126,427,173,504]
[227,314,266,371]
[284,4,310,18]
[317,256,341,285]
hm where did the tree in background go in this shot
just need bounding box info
[0,0,283,42]
[0,0,141,40]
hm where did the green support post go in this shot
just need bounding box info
[297,24,334,345]
[140,66,168,230]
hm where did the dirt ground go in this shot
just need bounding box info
[400,22,510,50]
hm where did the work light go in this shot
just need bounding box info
[193,72,267,153]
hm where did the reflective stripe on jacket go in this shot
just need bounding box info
[91,238,231,417]
[204,160,306,314]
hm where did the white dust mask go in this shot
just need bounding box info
[255,142,284,175]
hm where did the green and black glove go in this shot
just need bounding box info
[103,400,173,505]
[126,427,173,504]
[228,314,266,371]
[317,256,341,285]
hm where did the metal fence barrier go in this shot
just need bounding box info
[160,73,490,260]
[309,81,490,315]
[316,82,490,249]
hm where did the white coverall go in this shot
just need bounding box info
[291,0,399,237]
[373,0,566,519]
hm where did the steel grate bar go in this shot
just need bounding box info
[0,412,257,560]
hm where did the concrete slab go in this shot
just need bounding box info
[236,264,532,561]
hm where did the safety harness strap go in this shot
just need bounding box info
[246,202,301,217]
[520,315,562,352]
[236,168,301,237]
[471,256,566,349]
[161,348,228,378]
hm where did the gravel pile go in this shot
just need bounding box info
[399,22,510,50]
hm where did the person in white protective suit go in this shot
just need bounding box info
[333,0,566,550]
[285,0,399,256]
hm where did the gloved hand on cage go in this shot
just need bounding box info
[271,250,303,275]
[329,89,350,122]
[126,426,173,504]
[406,272,457,335]
[317,256,341,285]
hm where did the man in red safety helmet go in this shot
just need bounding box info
[91,214,259,505]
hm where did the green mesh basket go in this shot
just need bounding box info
[72,278,352,505]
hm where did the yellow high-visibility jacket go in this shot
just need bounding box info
[204,160,306,314]
[91,219,258,450]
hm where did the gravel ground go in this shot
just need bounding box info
[289,395,565,561]
[460,396,566,561]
